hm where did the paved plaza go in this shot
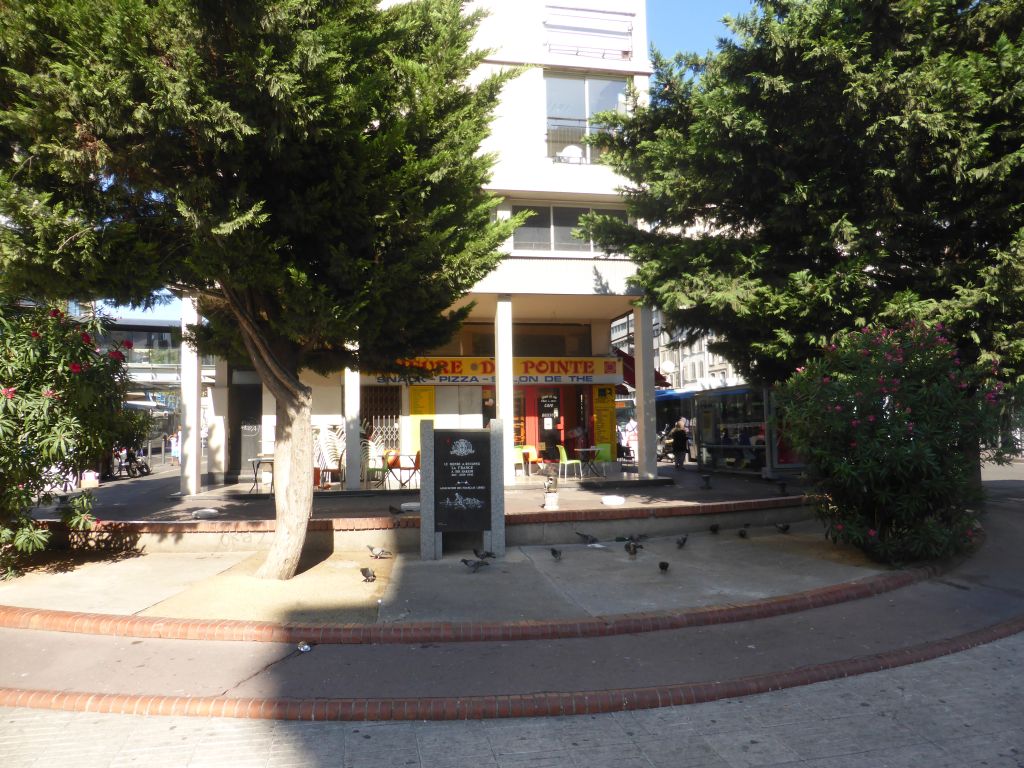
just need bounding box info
[2,631,1022,767]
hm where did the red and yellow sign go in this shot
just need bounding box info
[372,357,622,385]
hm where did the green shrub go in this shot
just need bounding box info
[777,321,1010,564]
[0,304,131,577]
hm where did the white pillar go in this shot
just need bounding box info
[180,297,202,495]
[495,294,515,485]
[344,367,361,490]
[206,358,229,485]
[633,304,657,479]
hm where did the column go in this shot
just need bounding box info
[205,358,230,485]
[344,367,361,490]
[495,294,515,485]
[633,304,657,479]
[180,296,202,495]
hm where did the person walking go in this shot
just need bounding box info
[170,429,180,467]
[672,418,689,469]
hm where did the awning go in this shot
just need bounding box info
[614,348,671,389]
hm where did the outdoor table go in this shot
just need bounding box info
[575,446,604,477]
[248,455,274,493]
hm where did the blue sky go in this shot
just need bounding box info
[115,2,752,323]
[646,0,754,58]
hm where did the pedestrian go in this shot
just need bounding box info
[170,429,180,466]
[672,418,688,468]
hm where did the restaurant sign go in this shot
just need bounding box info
[372,357,622,385]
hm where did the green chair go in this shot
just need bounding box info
[595,442,614,463]
[556,444,582,479]
[512,445,526,476]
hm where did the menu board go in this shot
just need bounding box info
[434,430,491,532]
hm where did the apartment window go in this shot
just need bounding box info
[512,205,626,253]
[546,73,626,163]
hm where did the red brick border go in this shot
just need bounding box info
[38,495,811,534]
[0,561,941,644]
[1,613,1021,721]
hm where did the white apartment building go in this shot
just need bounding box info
[185,0,660,493]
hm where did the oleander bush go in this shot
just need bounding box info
[777,321,1015,564]
[0,304,131,577]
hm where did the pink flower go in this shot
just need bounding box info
[867,415,876,423]
[42,389,56,398]
[833,404,843,412]
[795,367,805,374]
[850,419,860,428]
[108,349,125,362]
[49,309,62,318]
[122,339,134,350]
[30,330,40,339]
[835,523,845,531]
[907,422,914,432]
[70,362,82,374]
[849,440,858,448]
[81,332,91,345]
[1,387,15,399]
[868,529,877,537]
[822,376,831,384]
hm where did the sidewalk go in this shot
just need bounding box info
[0,463,1020,721]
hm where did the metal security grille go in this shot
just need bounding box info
[361,385,401,449]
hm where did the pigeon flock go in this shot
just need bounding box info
[357,523,795,581]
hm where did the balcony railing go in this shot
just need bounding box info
[547,119,610,164]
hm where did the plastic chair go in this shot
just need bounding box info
[556,444,582,479]
[520,444,543,475]
[513,446,526,476]
[316,426,345,486]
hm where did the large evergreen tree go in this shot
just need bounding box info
[588,0,1024,387]
[0,0,518,579]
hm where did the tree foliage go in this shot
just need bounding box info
[0,0,519,578]
[0,304,131,577]
[588,0,1024,386]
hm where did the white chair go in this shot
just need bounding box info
[316,426,345,486]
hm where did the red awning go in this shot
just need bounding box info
[614,348,671,389]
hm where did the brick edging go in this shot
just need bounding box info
[2,612,1021,721]
[38,495,811,534]
[0,562,942,644]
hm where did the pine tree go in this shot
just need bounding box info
[588,0,1024,387]
[0,0,518,579]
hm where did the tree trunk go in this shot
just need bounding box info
[255,386,314,580]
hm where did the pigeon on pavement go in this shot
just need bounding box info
[460,558,489,573]
[659,561,670,572]
[775,523,791,533]
[738,528,748,538]
[625,541,642,558]
[367,545,392,559]
[709,523,720,534]
[676,535,688,549]
[550,547,563,561]
[473,548,496,560]
[360,567,376,582]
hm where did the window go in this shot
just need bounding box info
[512,205,626,253]
[546,73,626,163]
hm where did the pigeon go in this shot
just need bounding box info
[738,528,748,539]
[625,541,642,558]
[659,561,670,572]
[775,523,791,533]
[676,535,688,549]
[191,508,220,520]
[367,545,392,559]
[550,547,563,561]
[360,567,376,583]
[297,641,312,653]
[460,558,489,572]
[709,523,720,534]
[473,548,496,560]
[575,531,600,544]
